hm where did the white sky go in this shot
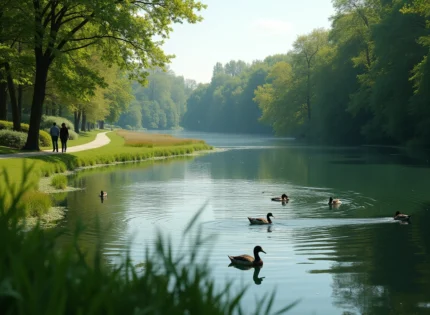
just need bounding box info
[162,0,336,83]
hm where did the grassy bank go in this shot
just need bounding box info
[0,130,212,219]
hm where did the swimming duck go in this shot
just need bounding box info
[100,190,108,197]
[228,245,266,266]
[328,197,341,205]
[394,211,411,222]
[248,212,274,225]
[271,194,289,202]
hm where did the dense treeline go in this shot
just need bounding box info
[118,69,197,130]
[0,0,204,150]
[182,59,277,134]
[183,0,430,146]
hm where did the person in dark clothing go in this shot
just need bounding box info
[60,123,69,153]
[49,122,60,152]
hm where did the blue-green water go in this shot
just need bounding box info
[57,132,430,314]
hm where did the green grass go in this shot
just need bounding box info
[50,175,67,189]
[0,146,20,154]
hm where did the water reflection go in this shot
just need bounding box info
[228,264,266,285]
[56,132,430,314]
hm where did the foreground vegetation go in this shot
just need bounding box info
[0,131,212,218]
[0,168,295,314]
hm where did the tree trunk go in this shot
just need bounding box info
[51,105,56,116]
[99,120,104,129]
[18,84,23,118]
[74,110,81,133]
[0,80,7,120]
[45,106,48,115]
[306,66,311,121]
[58,103,63,116]
[23,59,50,150]
[87,122,90,130]
[81,110,87,132]
[5,63,21,131]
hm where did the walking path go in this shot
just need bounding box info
[0,131,111,160]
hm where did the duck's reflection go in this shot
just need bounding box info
[228,264,266,285]
[267,225,273,233]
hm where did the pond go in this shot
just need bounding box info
[56,131,430,314]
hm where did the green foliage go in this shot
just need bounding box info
[182,60,272,134]
[0,167,296,314]
[68,129,79,140]
[38,130,51,147]
[20,191,52,217]
[50,175,67,190]
[121,69,195,130]
[0,130,27,148]
[41,116,74,130]
[0,120,58,147]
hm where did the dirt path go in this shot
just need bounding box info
[0,131,111,160]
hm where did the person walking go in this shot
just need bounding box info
[60,123,69,153]
[49,122,60,152]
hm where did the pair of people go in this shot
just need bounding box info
[49,122,69,153]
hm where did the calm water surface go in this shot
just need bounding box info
[57,132,430,314]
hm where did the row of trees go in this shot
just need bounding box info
[181,60,276,134]
[118,69,197,130]
[0,0,205,150]
[183,0,430,146]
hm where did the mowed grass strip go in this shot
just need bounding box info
[117,130,205,147]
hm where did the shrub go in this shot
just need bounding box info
[68,129,79,140]
[0,120,13,130]
[41,115,74,130]
[51,175,67,189]
[0,130,27,148]
[0,120,52,147]
[39,130,51,146]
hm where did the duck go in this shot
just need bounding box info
[394,211,411,222]
[100,190,108,197]
[271,193,289,202]
[328,197,341,205]
[248,212,274,225]
[228,245,266,266]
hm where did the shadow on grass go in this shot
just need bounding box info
[0,146,20,154]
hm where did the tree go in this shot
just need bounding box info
[292,28,329,121]
[3,0,205,150]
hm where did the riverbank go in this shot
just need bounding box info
[0,130,214,226]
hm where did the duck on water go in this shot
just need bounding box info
[248,213,274,225]
[228,246,266,266]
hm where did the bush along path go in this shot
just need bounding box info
[0,132,111,160]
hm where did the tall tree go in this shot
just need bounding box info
[3,0,205,150]
[292,28,329,121]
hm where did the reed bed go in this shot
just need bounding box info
[117,130,205,147]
